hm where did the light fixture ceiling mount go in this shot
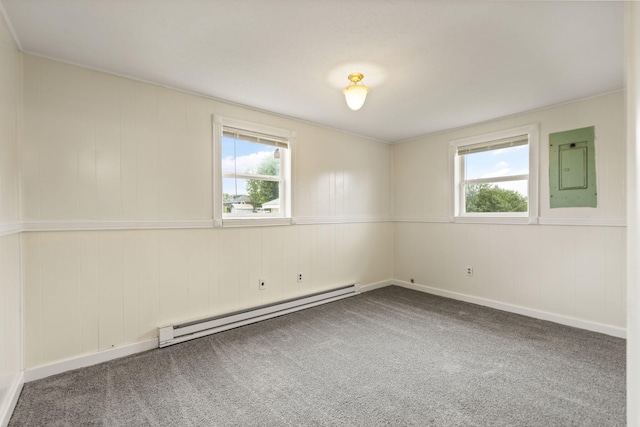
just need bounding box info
[343,73,369,111]
[347,72,364,84]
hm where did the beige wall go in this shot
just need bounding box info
[23,224,392,367]
[393,92,625,220]
[626,3,640,425]
[393,92,626,329]
[0,11,22,424]
[20,55,394,368]
[11,54,630,368]
[21,55,392,221]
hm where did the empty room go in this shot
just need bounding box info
[1,1,639,426]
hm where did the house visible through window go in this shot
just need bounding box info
[450,124,538,223]
[217,119,292,220]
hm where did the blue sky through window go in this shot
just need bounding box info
[222,136,276,195]
[464,145,528,195]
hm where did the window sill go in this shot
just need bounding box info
[453,215,536,225]
[222,217,292,228]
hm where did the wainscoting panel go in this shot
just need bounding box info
[394,222,626,329]
[23,223,394,369]
[0,234,22,427]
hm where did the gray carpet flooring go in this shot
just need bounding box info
[10,286,625,426]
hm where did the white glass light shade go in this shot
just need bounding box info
[343,84,369,110]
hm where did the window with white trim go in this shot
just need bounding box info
[214,117,292,223]
[450,124,538,223]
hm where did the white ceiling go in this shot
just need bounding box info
[1,1,624,143]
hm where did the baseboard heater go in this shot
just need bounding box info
[158,283,360,348]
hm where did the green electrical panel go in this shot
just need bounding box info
[549,126,597,208]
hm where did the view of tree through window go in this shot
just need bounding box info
[246,156,279,211]
[465,183,527,213]
[459,137,529,214]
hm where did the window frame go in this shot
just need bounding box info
[448,124,539,224]
[213,115,294,227]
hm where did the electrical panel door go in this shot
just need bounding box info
[549,126,597,208]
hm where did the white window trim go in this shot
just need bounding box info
[213,115,295,227]
[448,124,539,224]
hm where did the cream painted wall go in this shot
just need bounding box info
[0,234,21,423]
[21,55,391,221]
[393,92,627,329]
[0,18,19,223]
[393,92,625,220]
[23,224,392,368]
[14,53,629,370]
[394,222,625,327]
[0,11,22,426]
[626,3,640,425]
[20,55,393,368]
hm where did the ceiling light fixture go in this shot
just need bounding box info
[343,73,369,111]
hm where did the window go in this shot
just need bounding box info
[214,116,293,225]
[449,124,538,223]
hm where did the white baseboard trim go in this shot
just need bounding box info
[24,339,158,383]
[20,278,626,386]
[0,372,23,427]
[22,283,389,383]
[26,282,380,382]
[391,280,627,339]
[359,280,395,293]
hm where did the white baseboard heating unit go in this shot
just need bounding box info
[158,283,360,348]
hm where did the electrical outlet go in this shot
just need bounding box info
[259,278,266,290]
[297,272,303,283]
[466,266,473,276]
